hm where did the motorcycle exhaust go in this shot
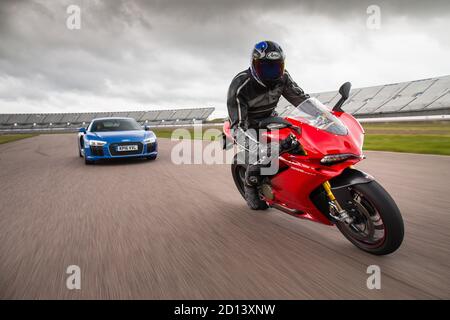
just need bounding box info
[270,203,304,217]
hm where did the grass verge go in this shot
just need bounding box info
[362,121,450,135]
[153,124,450,156]
[0,134,38,145]
[363,134,450,155]
[152,127,221,141]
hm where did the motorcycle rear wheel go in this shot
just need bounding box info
[336,181,404,255]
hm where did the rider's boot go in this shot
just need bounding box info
[244,165,268,210]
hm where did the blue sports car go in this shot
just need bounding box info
[78,117,157,164]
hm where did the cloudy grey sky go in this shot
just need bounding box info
[1,0,450,117]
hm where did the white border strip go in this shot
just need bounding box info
[357,114,450,123]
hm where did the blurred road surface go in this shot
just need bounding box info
[0,134,449,299]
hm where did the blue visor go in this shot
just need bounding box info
[254,60,284,81]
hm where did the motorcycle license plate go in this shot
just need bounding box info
[117,145,138,152]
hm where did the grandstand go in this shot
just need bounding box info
[277,75,450,119]
[0,107,214,132]
[1,75,449,132]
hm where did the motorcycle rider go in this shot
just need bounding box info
[227,40,310,209]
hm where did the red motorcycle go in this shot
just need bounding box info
[223,83,404,255]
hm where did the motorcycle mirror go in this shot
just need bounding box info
[333,82,352,112]
[339,82,351,100]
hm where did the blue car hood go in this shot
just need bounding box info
[89,130,149,142]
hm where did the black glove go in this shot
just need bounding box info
[280,133,298,151]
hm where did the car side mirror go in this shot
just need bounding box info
[79,127,86,134]
[144,125,150,131]
[333,82,352,112]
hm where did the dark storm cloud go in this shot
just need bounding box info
[93,0,450,21]
[0,0,449,114]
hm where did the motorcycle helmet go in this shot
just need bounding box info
[250,40,285,86]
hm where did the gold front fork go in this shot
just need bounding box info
[323,181,337,202]
[323,181,347,220]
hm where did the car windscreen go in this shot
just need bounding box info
[90,119,142,132]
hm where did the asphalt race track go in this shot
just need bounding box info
[0,134,449,299]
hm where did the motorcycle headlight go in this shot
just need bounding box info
[89,140,107,147]
[320,153,363,164]
[143,136,156,144]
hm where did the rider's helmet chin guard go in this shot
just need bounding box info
[250,40,286,86]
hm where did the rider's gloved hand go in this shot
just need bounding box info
[280,133,298,151]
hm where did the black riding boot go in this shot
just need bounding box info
[244,164,268,210]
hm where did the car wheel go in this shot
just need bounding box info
[79,137,84,157]
[85,158,95,165]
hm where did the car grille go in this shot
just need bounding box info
[90,146,104,156]
[109,142,143,156]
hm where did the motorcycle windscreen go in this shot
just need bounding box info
[287,98,348,135]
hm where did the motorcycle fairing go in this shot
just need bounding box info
[262,112,365,225]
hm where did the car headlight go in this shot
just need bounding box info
[89,140,107,147]
[143,136,156,144]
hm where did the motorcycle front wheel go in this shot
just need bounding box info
[336,181,404,255]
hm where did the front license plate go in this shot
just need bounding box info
[117,145,138,152]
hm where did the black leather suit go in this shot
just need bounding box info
[227,68,309,131]
[227,68,309,178]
